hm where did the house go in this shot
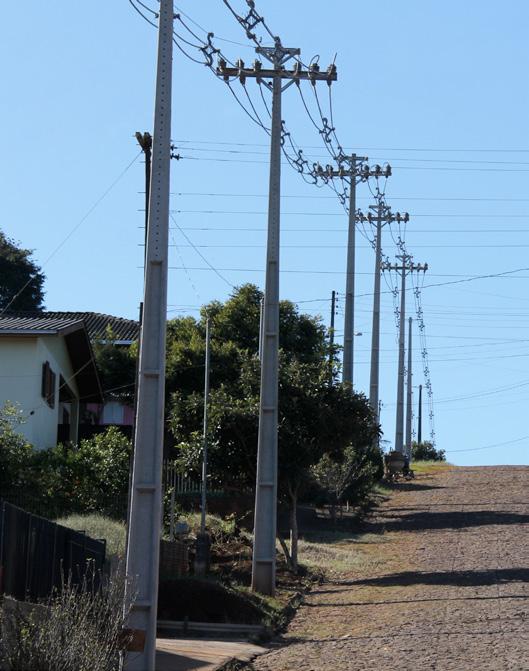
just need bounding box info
[0,315,103,449]
[38,312,140,435]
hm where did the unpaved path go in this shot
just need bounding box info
[252,466,529,670]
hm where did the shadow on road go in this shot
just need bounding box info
[343,567,529,588]
[364,509,529,533]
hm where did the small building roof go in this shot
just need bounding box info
[4,311,140,344]
[0,316,103,403]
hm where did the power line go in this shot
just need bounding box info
[175,144,529,166]
[168,191,529,202]
[177,154,529,172]
[167,208,529,218]
[169,213,234,288]
[172,138,529,154]
[445,436,529,454]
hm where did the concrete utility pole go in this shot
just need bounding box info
[406,317,413,459]
[329,289,336,384]
[321,160,390,388]
[418,383,423,445]
[381,255,427,455]
[125,3,173,669]
[218,44,336,596]
[359,201,409,423]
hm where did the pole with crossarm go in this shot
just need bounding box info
[358,201,409,424]
[217,44,336,596]
[318,160,391,388]
[381,255,428,455]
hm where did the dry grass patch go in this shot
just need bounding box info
[297,531,388,577]
[56,514,126,560]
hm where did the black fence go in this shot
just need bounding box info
[1,489,129,522]
[0,501,106,602]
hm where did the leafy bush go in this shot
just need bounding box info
[412,441,446,462]
[2,425,131,520]
[311,443,384,509]
[34,427,131,518]
[0,402,35,493]
[0,570,134,671]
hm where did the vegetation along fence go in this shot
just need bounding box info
[0,500,106,602]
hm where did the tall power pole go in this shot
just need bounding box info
[125,3,173,669]
[382,255,427,455]
[321,161,389,388]
[418,384,423,445]
[359,201,409,422]
[218,44,336,596]
[405,317,413,458]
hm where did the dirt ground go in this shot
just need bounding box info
[251,466,529,671]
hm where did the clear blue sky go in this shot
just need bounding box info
[2,1,529,466]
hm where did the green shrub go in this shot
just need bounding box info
[412,441,446,462]
[0,402,35,493]
[35,427,131,518]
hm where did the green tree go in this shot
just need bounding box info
[168,286,381,571]
[0,230,45,311]
[412,440,446,461]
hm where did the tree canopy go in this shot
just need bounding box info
[0,230,45,311]
[166,284,381,568]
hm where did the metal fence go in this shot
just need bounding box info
[0,500,106,602]
[163,460,201,495]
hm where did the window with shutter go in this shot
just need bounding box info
[41,361,56,409]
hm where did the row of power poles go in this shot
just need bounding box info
[125,4,430,667]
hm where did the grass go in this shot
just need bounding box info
[296,530,387,576]
[56,513,126,560]
[412,459,454,475]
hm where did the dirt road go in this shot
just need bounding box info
[252,466,529,670]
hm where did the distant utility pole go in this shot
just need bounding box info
[218,42,336,596]
[381,255,427,455]
[418,384,423,445]
[321,160,390,388]
[125,3,173,670]
[329,289,336,384]
[201,317,211,533]
[405,317,413,459]
[196,317,211,576]
[359,201,409,423]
